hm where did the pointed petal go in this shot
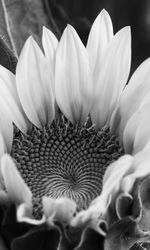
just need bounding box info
[55,25,92,124]
[87,9,113,74]
[1,154,32,206]
[0,103,13,153]
[0,66,29,133]
[17,203,45,225]
[91,27,131,129]
[42,26,58,62]
[43,197,77,224]
[118,58,150,139]
[16,36,55,128]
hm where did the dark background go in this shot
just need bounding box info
[45,0,150,75]
[1,0,150,76]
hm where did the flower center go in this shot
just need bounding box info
[11,117,123,214]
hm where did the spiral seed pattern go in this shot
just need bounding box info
[11,118,123,214]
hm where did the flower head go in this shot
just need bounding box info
[0,9,150,250]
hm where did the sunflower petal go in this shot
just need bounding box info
[0,66,29,133]
[118,58,150,139]
[91,155,133,213]
[0,133,6,157]
[0,105,13,153]
[102,155,133,195]
[16,36,55,128]
[43,197,77,224]
[134,114,150,155]
[123,102,150,154]
[42,26,58,62]
[17,203,45,225]
[91,26,131,129]
[1,154,32,206]
[121,141,150,194]
[55,25,92,124]
[71,155,133,236]
[87,9,113,74]
[116,193,133,219]
[0,134,7,191]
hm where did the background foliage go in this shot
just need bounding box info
[0,0,150,75]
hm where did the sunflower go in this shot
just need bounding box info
[0,9,150,250]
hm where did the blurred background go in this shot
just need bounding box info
[1,0,150,75]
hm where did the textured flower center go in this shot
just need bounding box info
[11,117,123,214]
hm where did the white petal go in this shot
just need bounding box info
[42,26,58,62]
[0,190,10,205]
[43,197,77,224]
[17,203,45,225]
[91,27,131,129]
[0,103,13,153]
[16,36,55,128]
[87,9,113,74]
[85,155,133,216]
[55,25,92,124]
[0,66,29,133]
[118,58,150,138]
[123,102,150,154]
[121,142,150,193]
[100,155,133,204]
[71,204,108,236]
[134,120,150,155]
[0,134,7,189]
[133,141,150,177]
[1,154,32,206]
[72,155,134,234]
[87,156,133,216]
[0,132,7,156]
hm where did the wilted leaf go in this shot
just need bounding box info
[3,0,60,55]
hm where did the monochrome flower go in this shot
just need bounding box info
[0,9,150,250]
